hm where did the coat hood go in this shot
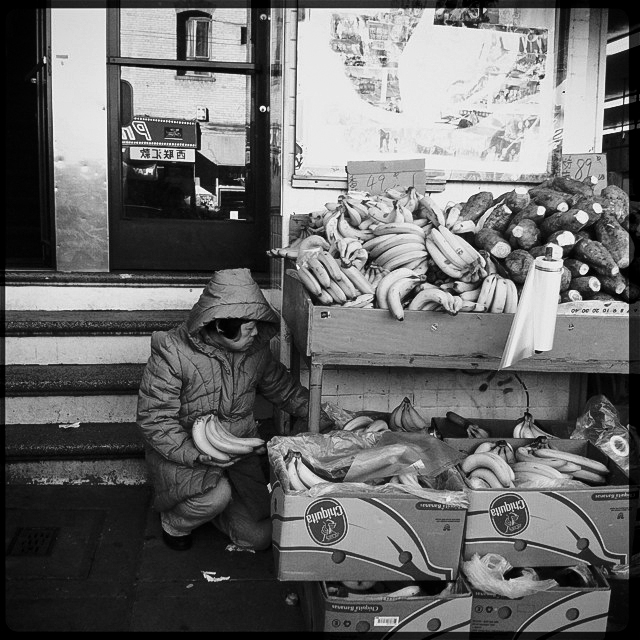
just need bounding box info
[185,269,280,344]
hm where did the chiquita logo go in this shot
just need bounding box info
[489,493,529,536]
[304,498,348,546]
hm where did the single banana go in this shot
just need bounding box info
[365,419,390,433]
[372,222,426,239]
[429,227,469,270]
[286,455,307,491]
[297,264,323,296]
[343,415,375,431]
[343,293,375,308]
[386,275,422,320]
[305,254,332,288]
[375,241,427,268]
[388,402,404,431]
[515,446,566,467]
[332,271,358,300]
[405,401,429,430]
[337,212,374,242]
[314,288,335,306]
[324,278,348,305]
[207,417,259,455]
[408,287,458,314]
[445,203,462,229]
[511,461,569,480]
[191,417,232,462]
[340,265,376,295]
[555,461,582,474]
[384,584,422,599]
[503,277,519,313]
[468,467,506,489]
[376,249,429,273]
[366,233,424,260]
[460,452,513,487]
[473,441,496,454]
[439,225,484,265]
[571,468,608,485]
[316,251,344,281]
[453,280,481,293]
[489,276,508,313]
[459,288,481,302]
[534,446,610,475]
[476,274,498,309]
[295,456,327,488]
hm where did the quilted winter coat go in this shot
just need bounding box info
[136,269,309,512]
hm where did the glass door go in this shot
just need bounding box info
[107,5,270,274]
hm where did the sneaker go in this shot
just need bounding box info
[162,530,192,551]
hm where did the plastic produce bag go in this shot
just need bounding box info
[462,553,557,599]
[571,395,632,474]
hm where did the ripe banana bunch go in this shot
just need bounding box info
[474,439,516,464]
[466,424,491,438]
[476,274,519,314]
[325,209,376,245]
[374,267,427,318]
[295,250,375,306]
[285,452,332,491]
[512,411,558,439]
[406,282,463,315]
[342,415,389,434]
[385,185,420,215]
[363,262,389,289]
[333,237,368,270]
[424,225,486,283]
[514,442,610,485]
[460,450,516,489]
[363,223,429,274]
[388,397,429,432]
[192,414,265,463]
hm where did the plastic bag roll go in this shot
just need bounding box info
[532,255,563,352]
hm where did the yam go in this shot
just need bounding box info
[559,266,572,292]
[570,276,601,296]
[560,289,583,303]
[598,273,626,296]
[600,184,629,223]
[564,258,590,278]
[480,203,515,234]
[474,228,512,259]
[530,188,571,213]
[509,218,540,250]
[546,229,577,257]
[593,210,634,269]
[508,202,546,228]
[504,249,535,284]
[458,191,495,223]
[572,237,620,277]
[570,196,603,227]
[503,187,531,214]
[550,175,597,198]
[539,208,590,238]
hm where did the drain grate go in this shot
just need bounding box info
[6,527,59,557]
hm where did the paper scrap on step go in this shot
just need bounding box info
[225,544,255,553]
[59,422,81,429]
[202,571,230,582]
[500,255,563,370]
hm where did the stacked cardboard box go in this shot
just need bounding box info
[434,416,636,636]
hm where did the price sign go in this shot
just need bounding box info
[346,159,426,195]
[560,153,607,194]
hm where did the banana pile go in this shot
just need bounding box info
[342,415,390,434]
[285,451,332,490]
[512,411,557,438]
[388,397,430,432]
[513,437,610,485]
[192,414,265,463]
[460,444,516,489]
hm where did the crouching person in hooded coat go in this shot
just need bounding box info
[137,268,310,551]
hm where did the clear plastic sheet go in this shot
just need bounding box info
[571,394,633,474]
[268,430,469,507]
[462,553,558,599]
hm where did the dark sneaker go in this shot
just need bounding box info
[162,530,192,551]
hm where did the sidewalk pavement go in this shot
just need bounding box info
[5,484,307,633]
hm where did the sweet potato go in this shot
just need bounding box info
[593,210,634,269]
[572,237,619,277]
[504,249,535,284]
[570,276,601,296]
[480,203,515,235]
[564,258,590,278]
[509,218,540,250]
[600,184,629,223]
[458,191,495,223]
[474,228,512,259]
[539,208,590,238]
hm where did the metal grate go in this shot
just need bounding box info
[6,527,59,557]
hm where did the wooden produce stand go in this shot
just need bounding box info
[282,269,633,433]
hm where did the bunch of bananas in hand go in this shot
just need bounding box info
[285,451,333,491]
[364,221,429,275]
[424,225,487,284]
[388,397,429,432]
[460,448,516,489]
[474,439,516,464]
[512,411,557,439]
[342,415,390,434]
[513,437,610,485]
[192,414,265,463]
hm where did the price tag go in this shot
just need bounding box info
[557,301,628,316]
[346,159,426,196]
[560,153,607,194]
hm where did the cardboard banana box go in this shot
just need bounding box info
[470,565,611,637]
[436,421,637,568]
[301,575,472,635]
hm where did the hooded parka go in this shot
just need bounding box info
[137,269,309,513]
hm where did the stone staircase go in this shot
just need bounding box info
[4,273,279,485]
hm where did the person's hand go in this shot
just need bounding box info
[197,454,236,468]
